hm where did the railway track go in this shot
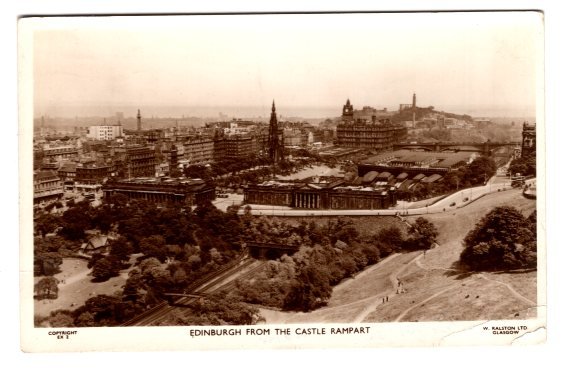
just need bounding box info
[209,261,268,294]
[122,254,264,326]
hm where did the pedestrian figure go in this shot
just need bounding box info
[386,296,389,302]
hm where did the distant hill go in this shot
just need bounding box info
[390,106,473,123]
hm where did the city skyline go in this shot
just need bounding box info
[33,103,537,121]
[29,12,542,119]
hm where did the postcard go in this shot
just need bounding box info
[19,11,545,352]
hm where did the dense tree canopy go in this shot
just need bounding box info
[91,257,121,282]
[231,217,436,311]
[509,154,536,177]
[34,213,62,238]
[34,252,63,276]
[59,201,93,240]
[460,206,537,271]
[35,187,441,323]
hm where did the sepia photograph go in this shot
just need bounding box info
[19,11,545,351]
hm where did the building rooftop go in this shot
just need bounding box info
[35,170,59,180]
[422,174,443,183]
[363,171,379,183]
[397,172,409,180]
[58,163,77,173]
[376,171,392,180]
[257,180,302,188]
[365,149,478,169]
[113,177,206,187]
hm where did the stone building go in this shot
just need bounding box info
[336,99,407,150]
[86,125,124,141]
[34,170,64,204]
[182,137,215,164]
[114,145,157,178]
[38,143,80,165]
[57,162,77,191]
[214,133,256,162]
[75,162,114,193]
[103,177,215,206]
[521,122,536,159]
[244,177,396,210]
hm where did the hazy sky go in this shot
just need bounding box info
[29,12,543,118]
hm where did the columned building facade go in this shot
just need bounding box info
[244,180,396,210]
[103,178,215,206]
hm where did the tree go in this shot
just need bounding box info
[34,252,63,276]
[47,311,74,327]
[35,213,62,237]
[327,218,359,245]
[75,312,96,327]
[87,252,106,269]
[460,206,536,271]
[123,269,145,301]
[139,235,169,262]
[91,206,115,233]
[109,237,134,265]
[408,217,438,249]
[79,294,122,325]
[60,205,92,240]
[362,244,381,265]
[373,226,404,256]
[91,257,120,282]
[35,277,59,299]
[284,263,332,312]
[509,155,536,177]
[464,156,497,185]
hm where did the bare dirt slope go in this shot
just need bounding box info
[260,188,537,324]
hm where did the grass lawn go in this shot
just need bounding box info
[34,256,138,318]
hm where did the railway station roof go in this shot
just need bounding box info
[363,171,379,183]
[422,174,443,183]
[413,173,426,181]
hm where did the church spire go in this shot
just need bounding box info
[268,100,282,164]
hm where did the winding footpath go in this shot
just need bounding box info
[477,274,536,306]
[352,252,420,323]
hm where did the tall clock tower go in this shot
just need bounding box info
[342,99,354,122]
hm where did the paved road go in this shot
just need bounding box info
[245,179,523,217]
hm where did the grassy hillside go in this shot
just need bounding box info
[259,188,538,324]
